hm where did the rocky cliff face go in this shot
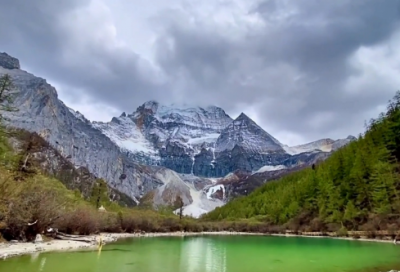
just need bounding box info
[0,53,20,70]
[206,113,290,176]
[7,129,136,207]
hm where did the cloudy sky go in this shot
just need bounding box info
[1,0,400,145]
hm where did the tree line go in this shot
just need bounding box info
[202,92,400,233]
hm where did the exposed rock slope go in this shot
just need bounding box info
[7,129,136,207]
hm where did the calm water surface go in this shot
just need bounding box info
[1,236,400,272]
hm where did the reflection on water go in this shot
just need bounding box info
[30,252,39,262]
[180,237,227,272]
[39,257,46,271]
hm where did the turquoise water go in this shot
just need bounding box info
[1,236,400,272]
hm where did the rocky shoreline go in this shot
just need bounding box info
[0,231,398,260]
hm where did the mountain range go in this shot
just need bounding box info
[0,52,355,217]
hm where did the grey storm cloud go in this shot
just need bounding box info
[0,0,166,108]
[1,0,400,144]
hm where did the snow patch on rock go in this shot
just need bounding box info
[254,165,286,174]
[175,183,224,218]
[205,184,225,200]
[93,116,158,157]
[282,136,356,155]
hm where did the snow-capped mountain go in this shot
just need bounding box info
[0,52,356,216]
[94,103,353,177]
[93,100,234,174]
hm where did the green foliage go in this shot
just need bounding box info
[203,91,400,231]
[89,179,111,209]
[0,74,18,121]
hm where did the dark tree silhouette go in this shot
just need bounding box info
[174,195,184,220]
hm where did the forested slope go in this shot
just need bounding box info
[202,92,400,232]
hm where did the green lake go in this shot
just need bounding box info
[1,236,400,272]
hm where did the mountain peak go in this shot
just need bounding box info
[133,101,231,120]
[0,52,20,70]
[236,112,249,119]
[215,112,284,154]
[141,100,159,113]
[235,112,255,123]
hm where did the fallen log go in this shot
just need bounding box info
[55,234,95,243]
[56,232,89,238]
[53,232,96,243]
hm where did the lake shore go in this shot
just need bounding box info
[0,231,397,260]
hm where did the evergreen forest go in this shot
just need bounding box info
[202,92,400,232]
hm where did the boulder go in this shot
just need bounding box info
[34,234,43,243]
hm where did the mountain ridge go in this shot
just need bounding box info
[93,100,355,177]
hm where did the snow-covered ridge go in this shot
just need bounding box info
[282,136,355,155]
[136,101,233,131]
[90,100,355,177]
[67,107,90,123]
[93,101,234,164]
[92,116,158,156]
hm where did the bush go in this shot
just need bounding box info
[1,178,66,241]
[57,206,99,235]
[336,227,348,237]
[99,213,121,233]
[120,213,139,233]
[162,218,182,232]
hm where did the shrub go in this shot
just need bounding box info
[57,206,99,235]
[336,227,348,237]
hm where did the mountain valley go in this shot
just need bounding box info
[0,52,355,217]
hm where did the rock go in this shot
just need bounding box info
[0,52,20,69]
[34,234,43,243]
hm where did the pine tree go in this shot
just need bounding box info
[0,74,18,121]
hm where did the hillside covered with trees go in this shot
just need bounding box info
[202,92,400,232]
